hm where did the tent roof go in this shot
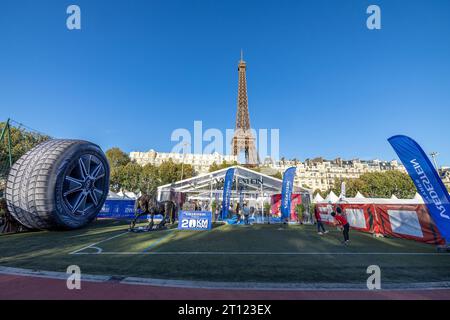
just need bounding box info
[107,191,124,199]
[414,193,425,203]
[355,191,365,199]
[116,191,129,198]
[313,193,324,203]
[124,191,138,199]
[325,191,339,202]
[157,165,311,198]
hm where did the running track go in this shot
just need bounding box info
[1,274,450,300]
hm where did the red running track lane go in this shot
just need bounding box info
[1,274,450,300]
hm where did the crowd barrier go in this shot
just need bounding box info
[225,215,282,225]
[98,199,163,220]
[315,203,444,245]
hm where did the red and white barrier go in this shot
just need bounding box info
[315,200,444,245]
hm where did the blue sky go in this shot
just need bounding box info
[1,0,449,166]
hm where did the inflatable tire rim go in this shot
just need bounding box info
[62,154,107,216]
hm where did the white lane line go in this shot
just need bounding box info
[70,251,448,256]
[69,231,129,255]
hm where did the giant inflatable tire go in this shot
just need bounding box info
[5,139,110,230]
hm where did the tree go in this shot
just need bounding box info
[271,171,283,179]
[109,157,195,194]
[157,159,194,185]
[313,189,326,198]
[106,147,130,168]
[109,162,142,193]
[1,121,49,199]
[263,202,271,215]
[209,160,238,172]
[139,164,159,194]
[295,203,305,223]
[328,171,416,199]
[109,166,123,192]
[251,166,283,179]
[211,199,219,213]
[0,122,49,176]
[309,203,316,215]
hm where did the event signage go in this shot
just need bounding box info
[99,200,162,220]
[178,211,212,231]
[98,199,137,219]
[389,135,450,243]
[221,168,235,220]
[281,167,296,220]
[214,177,263,190]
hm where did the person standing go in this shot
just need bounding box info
[331,207,350,245]
[315,207,328,235]
[235,203,241,223]
[243,204,250,225]
[250,206,255,219]
[215,206,220,221]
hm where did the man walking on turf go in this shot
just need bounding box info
[314,206,328,235]
[331,207,350,245]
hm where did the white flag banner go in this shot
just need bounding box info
[340,181,346,199]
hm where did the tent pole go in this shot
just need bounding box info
[209,180,213,216]
[260,177,264,223]
[236,175,238,212]
[0,119,12,167]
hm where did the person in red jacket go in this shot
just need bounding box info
[331,207,350,245]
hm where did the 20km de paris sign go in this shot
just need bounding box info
[178,211,212,231]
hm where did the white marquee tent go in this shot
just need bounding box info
[355,191,365,199]
[324,191,339,203]
[157,165,312,210]
[313,193,324,203]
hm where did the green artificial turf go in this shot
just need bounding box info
[0,219,449,284]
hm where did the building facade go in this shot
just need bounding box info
[440,167,450,189]
[130,150,238,174]
[266,157,407,191]
[130,149,412,191]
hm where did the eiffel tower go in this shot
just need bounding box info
[231,51,258,165]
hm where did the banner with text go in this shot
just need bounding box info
[178,211,212,231]
[389,135,450,244]
[221,168,235,220]
[281,167,296,220]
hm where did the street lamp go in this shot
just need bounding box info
[429,152,440,171]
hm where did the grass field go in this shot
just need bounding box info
[1,219,449,284]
